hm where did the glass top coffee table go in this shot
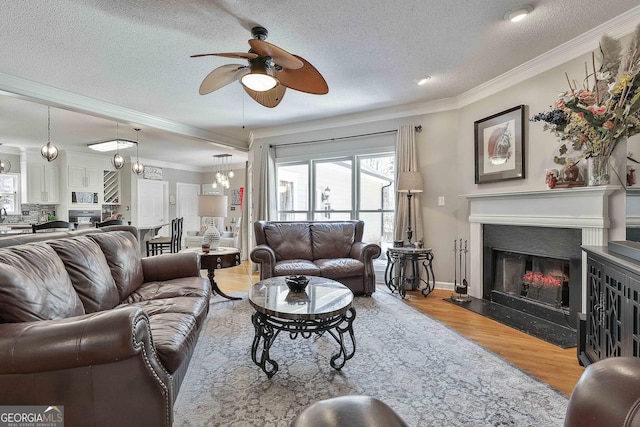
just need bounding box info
[248,276,356,378]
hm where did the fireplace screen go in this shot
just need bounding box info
[494,251,569,309]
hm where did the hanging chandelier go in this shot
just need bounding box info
[131,128,145,175]
[40,106,59,162]
[212,154,234,189]
[112,122,125,170]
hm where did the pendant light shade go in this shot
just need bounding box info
[41,107,59,162]
[112,153,125,170]
[112,123,125,170]
[132,128,145,175]
[0,159,11,173]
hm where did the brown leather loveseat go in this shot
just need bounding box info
[250,220,381,295]
[0,226,210,427]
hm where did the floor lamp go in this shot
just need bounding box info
[397,171,424,247]
[198,194,227,252]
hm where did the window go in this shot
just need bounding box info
[0,173,20,214]
[276,152,395,248]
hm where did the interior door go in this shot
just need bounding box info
[176,182,201,236]
[137,179,169,233]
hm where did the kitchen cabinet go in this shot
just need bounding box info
[23,163,60,203]
[68,166,101,189]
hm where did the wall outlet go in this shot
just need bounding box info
[438,196,445,206]
[22,210,29,216]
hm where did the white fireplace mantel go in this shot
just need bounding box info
[463,185,622,311]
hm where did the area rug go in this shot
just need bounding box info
[173,289,568,426]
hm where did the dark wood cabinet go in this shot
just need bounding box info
[583,245,640,365]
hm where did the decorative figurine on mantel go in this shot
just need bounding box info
[545,169,559,189]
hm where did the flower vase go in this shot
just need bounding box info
[587,156,609,186]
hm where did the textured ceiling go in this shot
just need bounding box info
[0,0,639,168]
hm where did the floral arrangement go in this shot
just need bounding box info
[531,24,640,165]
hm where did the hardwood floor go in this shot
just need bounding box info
[213,261,584,396]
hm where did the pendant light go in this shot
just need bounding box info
[112,122,125,170]
[0,159,10,173]
[131,128,145,175]
[40,106,59,162]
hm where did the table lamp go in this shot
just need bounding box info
[397,171,424,246]
[198,194,228,251]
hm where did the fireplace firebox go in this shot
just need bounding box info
[483,225,582,332]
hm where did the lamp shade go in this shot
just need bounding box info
[397,171,424,193]
[198,195,228,218]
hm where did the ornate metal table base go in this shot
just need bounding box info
[250,307,356,378]
[385,248,435,298]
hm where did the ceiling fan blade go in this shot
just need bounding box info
[248,39,303,70]
[276,55,328,95]
[191,52,258,60]
[243,85,287,108]
[199,64,248,95]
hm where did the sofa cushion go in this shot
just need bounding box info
[47,236,120,312]
[264,223,313,261]
[310,222,355,259]
[315,258,364,279]
[0,244,85,322]
[273,259,321,277]
[147,312,198,373]
[123,278,210,303]
[89,231,144,301]
[123,296,209,328]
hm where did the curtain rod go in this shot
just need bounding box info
[272,125,422,148]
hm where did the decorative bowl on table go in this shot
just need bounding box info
[285,275,309,293]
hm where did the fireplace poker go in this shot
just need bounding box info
[453,239,457,290]
[463,240,469,290]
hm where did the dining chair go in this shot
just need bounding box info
[146,218,182,256]
[32,220,76,233]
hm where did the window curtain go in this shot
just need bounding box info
[252,145,276,272]
[394,124,424,243]
[256,144,276,222]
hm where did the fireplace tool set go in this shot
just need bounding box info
[452,239,471,303]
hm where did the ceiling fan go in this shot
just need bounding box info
[191,26,328,108]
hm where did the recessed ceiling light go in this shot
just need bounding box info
[505,5,533,22]
[417,76,431,86]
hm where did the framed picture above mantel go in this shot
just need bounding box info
[474,105,525,184]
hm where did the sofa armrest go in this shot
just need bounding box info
[0,306,167,377]
[350,241,382,262]
[142,251,200,281]
[250,244,277,279]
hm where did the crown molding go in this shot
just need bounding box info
[0,72,248,151]
[457,5,640,108]
[251,97,458,140]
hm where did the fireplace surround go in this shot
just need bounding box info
[465,186,621,333]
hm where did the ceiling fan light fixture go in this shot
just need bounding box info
[241,63,278,92]
[505,5,533,22]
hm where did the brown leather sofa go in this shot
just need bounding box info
[250,220,381,295]
[564,356,640,427]
[0,226,210,427]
